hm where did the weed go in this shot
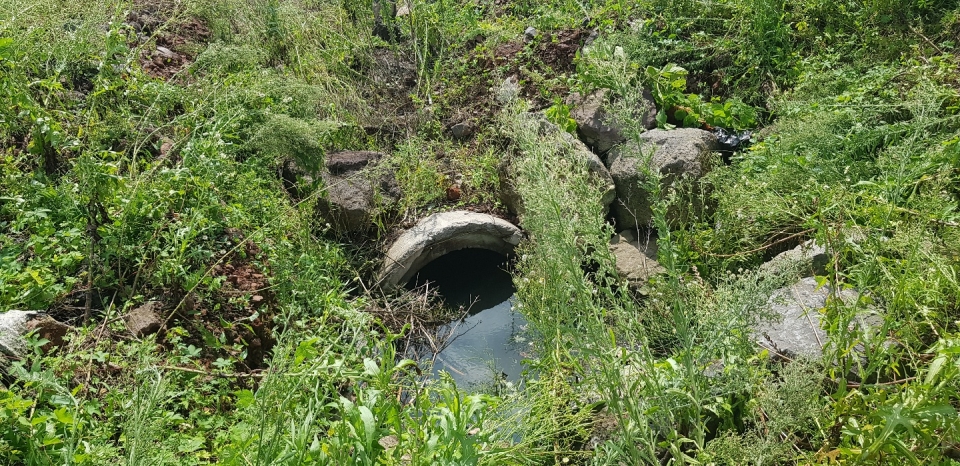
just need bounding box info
[2,0,960,463]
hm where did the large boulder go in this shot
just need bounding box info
[378,211,523,289]
[759,240,830,279]
[609,230,665,292]
[570,88,657,156]
[606,128,719,229]
[292,151,400,234]
[499,114,615,215]
[755,277,871,360]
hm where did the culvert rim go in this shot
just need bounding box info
[378,210,524,290]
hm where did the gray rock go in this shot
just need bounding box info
[759,240,829,278]
[0,311,69,357]
[156,46,178,59]
[0,310,37,357]
[396,0,411,16]
[379,211,523,289]
[606,128,719,228]
[450,122,475,140]
[584,29,599,47]
[755,277,859,359]
[126,302,164,337]
[560,130,616,212]
[312,151,400,234]
[609,230,665,291]
[498,114,615,215]
[325,150,382,175]
[570,88,657,156]
[318,174,378,233]
[498,160,523,216]
[523,26,537,42]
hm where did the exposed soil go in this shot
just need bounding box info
[483,29,591,109]
[536,29,591,75]
[138,229,280,376]
[198,230,277,371]
[127,0,211,80]
[358,48,420,135]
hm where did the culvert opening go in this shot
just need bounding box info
[406,248,528,388]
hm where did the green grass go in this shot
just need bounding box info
[1,0,959,463]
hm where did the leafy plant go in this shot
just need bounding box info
[544,99,576,135]
[645,63,758,130]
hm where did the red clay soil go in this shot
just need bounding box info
[201,230,277,371]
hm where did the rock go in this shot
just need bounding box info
[318,175,375,233]
[499,114,616,215]
[756,277,890,381]
[559,129,616,212]
[126,302,164,337]
[755,277,861,359]
[570,88,657,156]
[291,151,400,234]
[325,150,381,175]
[379,211,523,289]
[609,230,665,290]
[523,26,538,42]
[496,75,520,104]
[584,29,599,47]
[379,435,399,449]
[450,122,475,140]
[606,128,719,228]
[759,240,829,278]
[159,138,174,158]
[280,158,317,200]
[0,310,38,357]
[582,150,617,209]
[25,316,71,353]
[498,161,523,215]
[318,171,400,234]
[446,185,462,201]
[156,46,178,60]
[0,311,70,357]
[396,0,411,16]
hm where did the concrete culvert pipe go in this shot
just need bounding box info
[378,211,524,290]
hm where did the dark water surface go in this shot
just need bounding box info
[406,248,528,387]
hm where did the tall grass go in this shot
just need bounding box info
[2,0,959,463]
[500,75,841,463]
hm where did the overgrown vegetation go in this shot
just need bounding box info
[2,0,959,463]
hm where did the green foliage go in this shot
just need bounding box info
[645,63,758,130]
[2,0,960,464]
[192,44,267,74]
[388,136,447,214]
[575,39,639,96]
[504,108,621,463]
[248,114,332,171]
[543,99,577,135]
[460,147,501,205]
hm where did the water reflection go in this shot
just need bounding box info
[406,248,527,387]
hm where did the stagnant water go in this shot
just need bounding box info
[406,248,528,387]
